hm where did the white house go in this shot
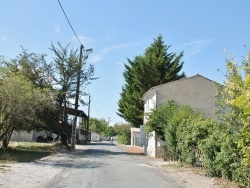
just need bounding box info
[142,74,220,158]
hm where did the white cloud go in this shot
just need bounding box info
[53,25,61,33]
[89,55,102,63]
[182,39,212,56]
[89,43,138,63]
[72,35,95,46]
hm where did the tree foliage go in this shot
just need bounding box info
[117,35,185,127]
[0,69,57,148]
[88,118,116,137]
[0,43,96,148]
[0,49,59,148]
[146,101,216,164]
[215,51,250,187]
[4,47,54,89]
[51,43,96,105]
[145,101,178,140]
[113,123,131,145]
[89,118,108,135]
[50,43,96,145]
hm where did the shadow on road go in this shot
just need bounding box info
[35,142,144,169]
[86,142,115,146]
[78,142,144,157]
[37,158,107,169]
[73,148,144,157]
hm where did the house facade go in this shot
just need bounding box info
[142,74,220,158]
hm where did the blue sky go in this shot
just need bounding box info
[1,1,250,125]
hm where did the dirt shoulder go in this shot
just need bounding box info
[119,144,237,188]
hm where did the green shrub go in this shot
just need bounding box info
[199,130,222,177]
[146,101,178,141]
[114,123,131,145]
[234,131,250,187]
[118,134,131,145]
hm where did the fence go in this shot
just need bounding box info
[161,146,204,168]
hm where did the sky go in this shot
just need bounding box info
[1,1,250,126]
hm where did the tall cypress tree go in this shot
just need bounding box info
[117,35,186,127]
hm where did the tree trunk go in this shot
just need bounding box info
[2,130,13,149]
[2,137,8,149]
[60,134,68,147]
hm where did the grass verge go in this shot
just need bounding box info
[0,142,55,163]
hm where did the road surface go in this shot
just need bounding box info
[44,141,181,188]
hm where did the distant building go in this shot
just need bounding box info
[131,127,140,146]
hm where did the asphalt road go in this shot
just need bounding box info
[45,141,181,188]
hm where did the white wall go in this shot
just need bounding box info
[91,132,100,142]
[143,93,157,124]
[10,131,34,142]
[146,131,166,158]
[78,134,87,141]
[101,136,109,141]
[147,131,156,157]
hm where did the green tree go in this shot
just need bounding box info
[0,50,59,148]
[0,69,57,148]
[113,123,131,145]
[4,47,54,89]
[216,51,250,187]
[89,118,107,135]
[117,35,185,127]
[107,126,115,137]
[50,42,96,146]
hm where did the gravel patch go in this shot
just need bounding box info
[0,159,63,188]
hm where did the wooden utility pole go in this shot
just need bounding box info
[87,95,91,142]
[71,44,83,149]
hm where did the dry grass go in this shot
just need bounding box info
[120,145,144,155]
[0,142,55,163]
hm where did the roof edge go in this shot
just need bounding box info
[142,74,221,101]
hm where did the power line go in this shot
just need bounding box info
[92,97,105,118]
[57,0,82,45]
[87,85,114,119]
[87,85,104,118]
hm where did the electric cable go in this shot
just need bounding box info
[87,85,115,119]
[57,0,82,45]
[87,85,104,118]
